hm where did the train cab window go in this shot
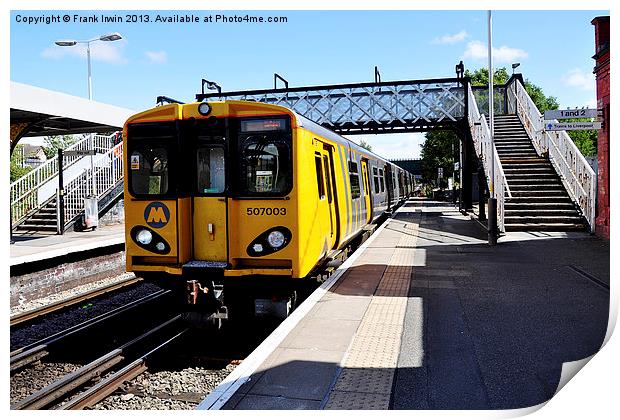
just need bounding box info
[238,118,292,196]
[197,146,225,194]
[378,168,385,192]
[315,155,325,199]
[241,139,291,195]
[372,167,380,194]
[129,146,170,195]
[349,161,361,199]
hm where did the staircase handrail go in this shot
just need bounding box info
[61,143,124,228]
[508,78,596,232]
[466,82,510,231]
[11,133,118,225]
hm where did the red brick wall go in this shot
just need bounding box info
[592,16,610,239]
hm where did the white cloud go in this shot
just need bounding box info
[562,68,595,91]
[145,51,167,64]
[433,30,469,44]
[41,40,128,65]
[463,40,528,64]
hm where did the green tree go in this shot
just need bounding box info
[10,144,32,182]
[358,139,373,152]
[42,135,78,159]
[420,131,456,189]
[465,67,559,113]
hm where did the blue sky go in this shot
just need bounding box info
[10,9,607,158]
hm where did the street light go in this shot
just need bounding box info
[487,11,498,246]
[511,62,521,75]
[54,32,123,100]
[54,32,122,211]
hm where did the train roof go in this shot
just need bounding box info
[289,109,410,174]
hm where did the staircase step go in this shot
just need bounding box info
[508,184,564,190]
[504,167,556,173]
[504,215,584,224]
[504,209,580,215]
[15,224,58,231]
[508,179,561,186]
[27,218,57,225]
[504,222,586,232]
[510,190,569,197]
[506,196,573,203]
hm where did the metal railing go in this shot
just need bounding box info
[10,133,117,226]
[60,143,124,228]
[197,78,467,134]
[466,82,511,232]
[508,78,596,231]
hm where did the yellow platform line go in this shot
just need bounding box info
[324,217,419,409]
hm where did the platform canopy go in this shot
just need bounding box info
[10,81,135,149]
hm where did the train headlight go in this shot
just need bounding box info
[136,229,153,245]
[198,102,211,116]
[155,242,166,252]
[267,230,286,248]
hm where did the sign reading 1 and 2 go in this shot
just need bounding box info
[544,108,601,131]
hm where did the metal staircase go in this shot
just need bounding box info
[493,115,586,231]
[11,133,123,235]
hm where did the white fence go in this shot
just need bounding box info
[466,83,511,232]
[60,143,124,229]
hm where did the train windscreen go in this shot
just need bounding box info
[238,117,292,196]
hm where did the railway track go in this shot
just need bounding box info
[11,288,172,373]
[12,316,189,410]
[10,274,142,327]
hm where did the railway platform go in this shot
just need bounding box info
[198,197,609,410]
[10,223,125,267]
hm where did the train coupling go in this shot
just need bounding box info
[184,280,228,326]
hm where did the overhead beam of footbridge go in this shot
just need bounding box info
[197,77,469,135]
[10,81,135,152]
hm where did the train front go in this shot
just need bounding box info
[124,101,300,319]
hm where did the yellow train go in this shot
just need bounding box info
[124,100,413,318]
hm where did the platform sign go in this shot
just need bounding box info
[545,122,602,131]
[64,149,96,156]
[544,108,598,119]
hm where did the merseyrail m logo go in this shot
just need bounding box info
[144,202,170,228]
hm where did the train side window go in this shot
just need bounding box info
[372,167,380,194]
[349,161,361,199]
[378,168,385,192]
[197,146,225,194]
[315,154,325,200]
[323,156,333,203]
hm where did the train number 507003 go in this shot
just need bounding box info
[246,207,287,216]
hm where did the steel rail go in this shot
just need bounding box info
[12,315,185,410]
[10,275,140,326]
[62,327,189,410]
[11,289,171,373]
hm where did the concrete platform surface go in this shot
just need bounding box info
[10,223,125,267]
[198,198,610,411]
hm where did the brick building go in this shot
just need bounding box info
[592,16,610,238]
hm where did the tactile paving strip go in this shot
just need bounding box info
[324,217,420,409]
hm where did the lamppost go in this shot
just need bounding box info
[54,33,122,229]
[55,32,123,101]
[487,11,498,246]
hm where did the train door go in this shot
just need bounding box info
[385,164,394,210]
[317,142,339,249]
[193,143,228,263]
[360,159,372,223]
